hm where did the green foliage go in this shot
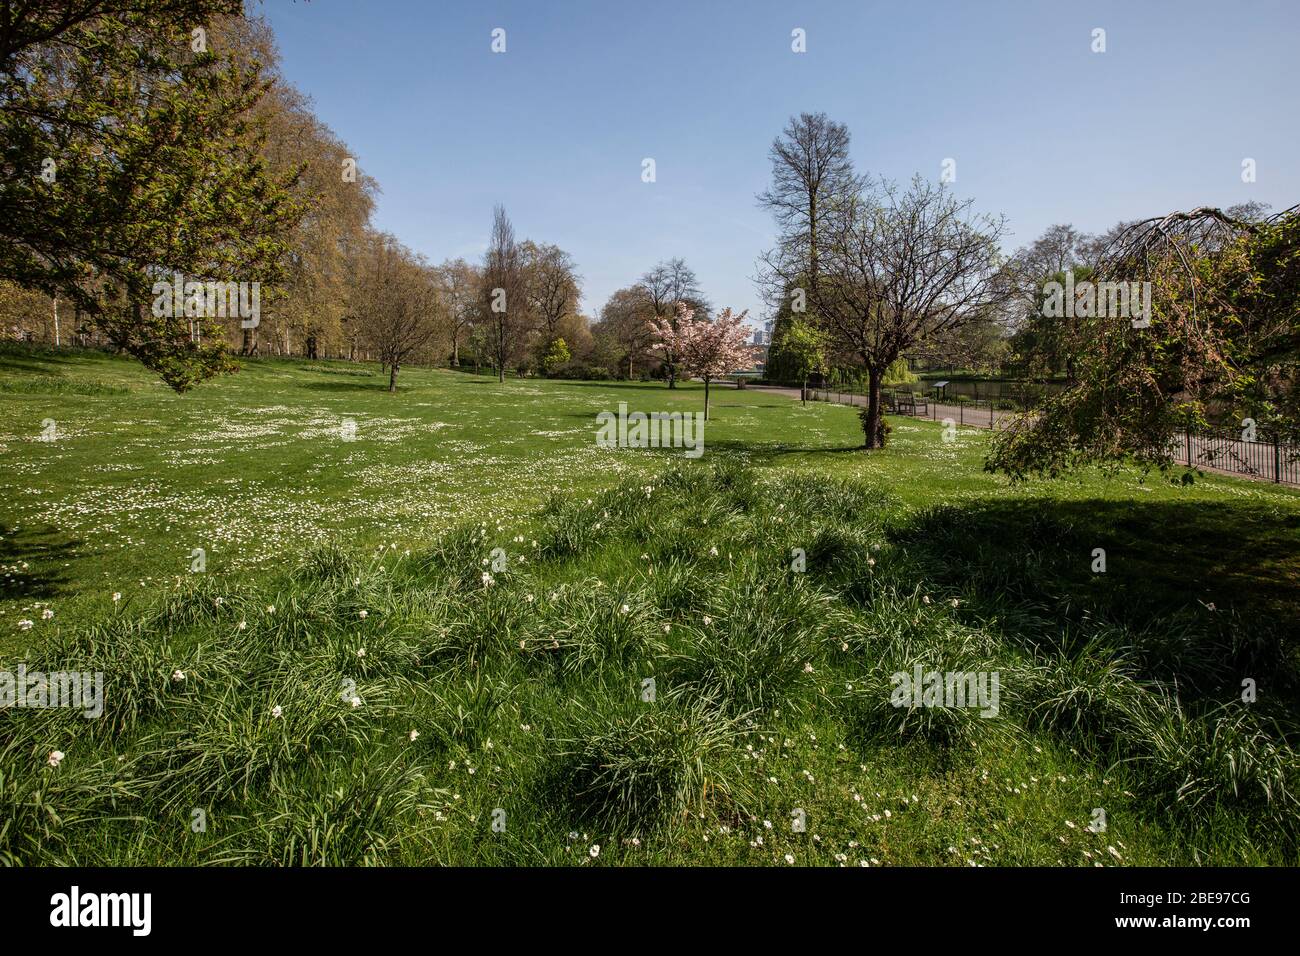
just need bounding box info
[780,318,826,385]
[0,2,304,390]
[880,357,917,387]
[990,207,1300,479]
[540,337,572,376]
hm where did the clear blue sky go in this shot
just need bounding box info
[259,0,1299,325]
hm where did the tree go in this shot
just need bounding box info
[757,112,866,294]
[917,312,1011,375]
[815,176,1012,447]
[0,1,304,390]
[640,258,705,387]
[434,257,478,366]
[354,232,439,392]
[594,284,657,378]
[224,15,376,361]
[540,336,570,376]
[781,318,826,404]
[481,205,527,383]
[523,241,580,346]
[650,304,750,420]
[988,204,1300,479]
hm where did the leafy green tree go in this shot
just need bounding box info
[781,318,826,404]
[541,336,571,376]
[988,205,1300,479]
[880,357,917,388]
[0,1,303,390]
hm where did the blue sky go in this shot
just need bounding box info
[259,0,1299,325]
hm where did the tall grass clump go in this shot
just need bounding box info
[553,695,752,835]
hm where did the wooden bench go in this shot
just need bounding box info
[892,392,927,416]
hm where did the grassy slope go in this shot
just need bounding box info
[1,346,1298,866]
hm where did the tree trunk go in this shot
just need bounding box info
[451,337,459,367]
[703,376,711,420]
[863,366,884,449]
[389,362,399,393]
[801,376,807,405]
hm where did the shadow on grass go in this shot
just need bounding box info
[0,523,85,602]
[889,497,1300,707]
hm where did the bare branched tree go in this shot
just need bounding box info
[640,257,704,387]
[434,257,478,367]
[756,111,866,300]
[595,284,657,378]
[815,176,1012,447]
[355,232,439,392]
[523,241,581,346]
[482,204,528,382]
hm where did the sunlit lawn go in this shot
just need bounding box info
[4,344,1300,654]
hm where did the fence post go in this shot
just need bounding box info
[1186,429,1192,467]
[1275,435,1282,483]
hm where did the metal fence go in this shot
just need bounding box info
[807,386,1300,486]
[809,388,1010,430]
[1176,426,1300,484]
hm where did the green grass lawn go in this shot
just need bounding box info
[2,345,1298,865]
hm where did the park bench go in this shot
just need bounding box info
[893,392,927,416]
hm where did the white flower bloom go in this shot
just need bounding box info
[47,750,65,768]
[358,609,369,619]
[112,592,122,603]
[271,705,283,718]
[42,608,54,620]
[588,844,600,858]
[171,669,186,683]
[409,729,419,742]
[350,696,362,708]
